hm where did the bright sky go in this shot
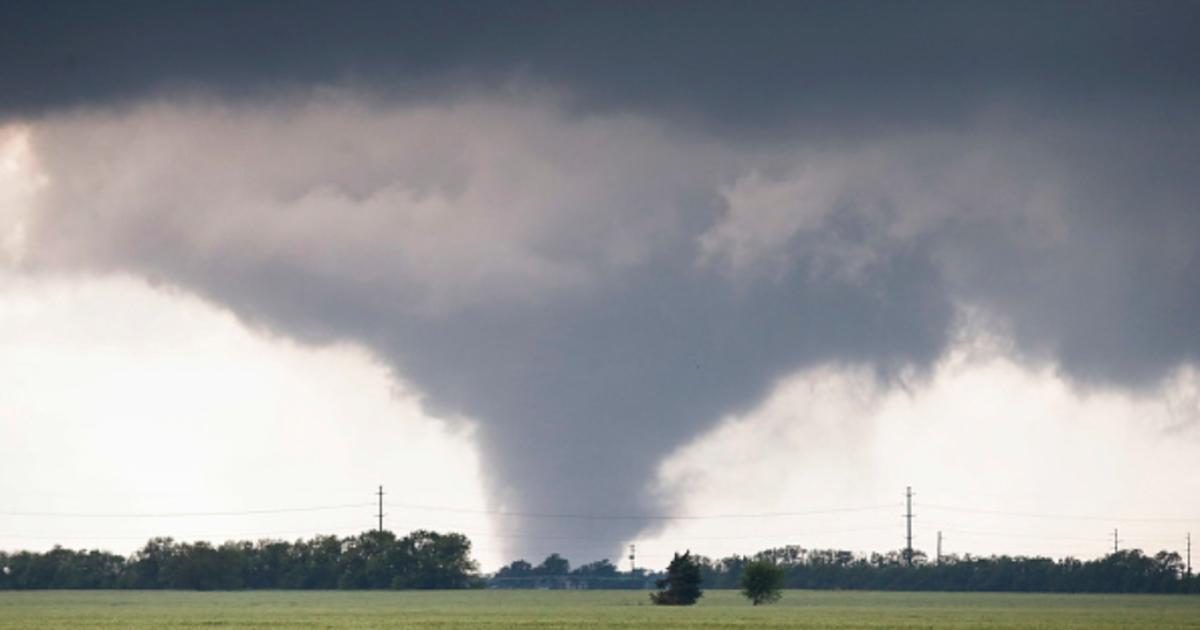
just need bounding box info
[2,265,1196,571]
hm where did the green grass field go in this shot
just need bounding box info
[1,590,1198,629]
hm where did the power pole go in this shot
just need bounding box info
[1187,532,1192,577]
[937,531,943,565]
[376,485,385,533]
[904,486,914,567]
[628,544,636,573]
[1112,528,1119,554]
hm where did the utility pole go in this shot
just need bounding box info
[904,486,914,567]
[628,544,636,573]
[937,531,943,565]
[1187,532,1192,577]
[376,485,385,533]
[1112,528,1119,554]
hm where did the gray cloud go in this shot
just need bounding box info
[4,2,1199,129]
[5,3,1200,560]
[14,96,956,557]
[13,91,1200,559]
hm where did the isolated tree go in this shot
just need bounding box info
[740,560,785,605]
[650,551,703,605]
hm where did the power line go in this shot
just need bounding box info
[923,503,1200,523]
[931,526,1111,544]
[11,498,1190,525]
[383,502,898,521]
[5,494,1195,565]
[380,522,897,544]
[0,503,374,518]
[0,523,369,542]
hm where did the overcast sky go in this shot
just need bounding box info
[2,1,1199,571]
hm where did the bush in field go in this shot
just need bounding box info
[650,551,703,605]
[740,560,784,605]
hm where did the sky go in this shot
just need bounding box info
[1,1,1199,571]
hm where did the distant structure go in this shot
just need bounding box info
[376,485,385,533]
[904,486,915,567]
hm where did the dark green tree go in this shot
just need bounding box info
[650,551,703,605]
[573,559,619,577]
[399,530,479,589]
[535,553,570,576]
[740,560,785,605]
[124,537,177,588]
[495,559,534,578]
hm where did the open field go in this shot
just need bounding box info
[1,590,1198,629]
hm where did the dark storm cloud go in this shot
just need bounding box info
[4,1,1199,127]
[940,113,1200,387]
[5,2,1200,560]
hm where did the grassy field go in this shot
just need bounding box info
[1,590,1198,629]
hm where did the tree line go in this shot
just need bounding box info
[492,546,1199,594]
[691,546,1199,594]
[3,531,1198,593]
[490,553,656,589]
[0,530,480,590]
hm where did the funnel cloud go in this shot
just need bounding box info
[3,1,1199,560]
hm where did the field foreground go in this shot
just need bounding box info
[1,590,1198,629]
